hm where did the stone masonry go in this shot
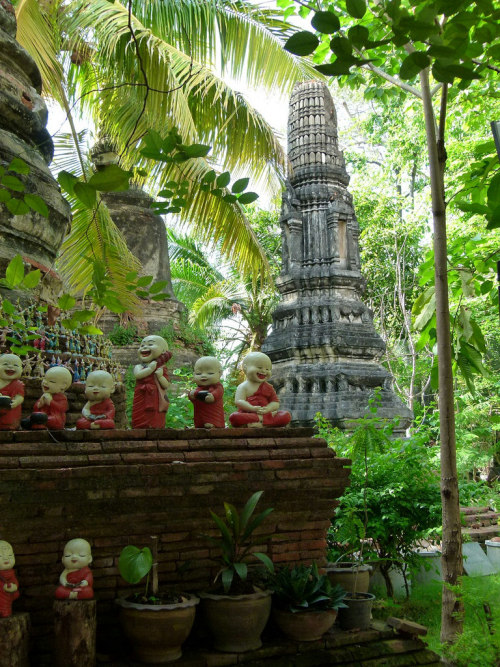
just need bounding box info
[263,81,412,431]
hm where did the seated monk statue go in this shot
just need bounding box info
[55,538,93,600]
[76,370,115,430]
[22,366,73,430]
[0,354,24,430]
[0,540,20,617]
[188,356,225,428]
[229,352,291,428]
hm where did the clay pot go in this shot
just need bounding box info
[272,607,338,641]
[116,594,199,663]
[337,592,375,631]
[199,588,272,652]
[325,562,372,594]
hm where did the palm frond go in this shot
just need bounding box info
[51,130,89,177]
[191,280,247,329]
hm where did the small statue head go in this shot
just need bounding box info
[85,370,115,402]
[42,366,73,394]
[0,354,23,382]
[62,538,92,572]
[241,352,273,384]
[0,541,15,570]
[138,335,168,363]
[193,356,222,387]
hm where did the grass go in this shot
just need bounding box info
[372,574,500,666]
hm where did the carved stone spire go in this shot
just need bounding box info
[262,81,412,430]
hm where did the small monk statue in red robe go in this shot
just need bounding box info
[55,538,93,600]
[131,335,171,429]
[22,366,73,430]
[0,354,24,430]
[229,352,291,428]
[188,356,225,428]
[76,370,115,430]
[0,541,19,617]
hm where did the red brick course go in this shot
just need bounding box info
[0,426,350,659]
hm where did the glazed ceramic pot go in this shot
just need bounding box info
[199,588,272,652]
[116,593,199,663]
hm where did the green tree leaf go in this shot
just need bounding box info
[400,52,431,80]
[88,164,131,192]
[231,178,250,194]
[21,269,41,289]
[284,31,319,56]
[118,546,153,585]
[6,198,30,215]
[74,182,97,208]
[58,294,77,310]
[57,170,79,197]
[5,255,25,287]
[346,0,366,19]
[216,172,231,188]
[237,192,259,205]
[1,174,25,192]
[24,193,49,218]
[8,158,30,175]
[178,144,211,158]
[311,11,340,33]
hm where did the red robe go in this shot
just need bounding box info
[189,383,225,428]
[32,392,68,430]
[229,382,291,427]
[132,352,171,429]
[0,379,24,430]
[76,398,115,430]
[55,566,93,600]
[0,568,20,617]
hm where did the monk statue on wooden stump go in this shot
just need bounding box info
[21,366,73,430]
[0,354,24,430]
[76,370,115,430]
[132,335,171,428]
[0,541,19,617]
[229,352,291,428]
[189,356,225,428]
[55,538,93,600]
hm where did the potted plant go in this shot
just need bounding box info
[269,563,347,641]
[116,536,199,664]
[200,490,275,652]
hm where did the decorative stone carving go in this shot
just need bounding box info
[262,81,412,432]
[0,0,71,274]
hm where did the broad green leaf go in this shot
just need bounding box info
[487,172,500,207]
[413,290,436,330]
[311,11,340,33]
[346,0,366,19]
[231,178,250,194]
[148,280,169,294]
[223,194,238,203]
[24,194,49,218]
[78,325,104,335]
[74,182,97,209]
[125,271,138,281]
[118,546,153,584]
[242,507,274,541]
[0,188,10,203]
[57,171,79,197]
[284,31,319,56]
[221,568,234,593]
[237,192,259,205]
[71,309,94,323]
[216,172,231,188]
[254,552,274,573]
[21,269,41,289]
[331,36,353,57]
[210,510,233,546]
[8,158,30,175]
[233,562,248,581]
[348,25,369,46]
[6,198,29,215]
[179,144,211,158]
[201,170,217,184]
[88,165,131,192]
[1,174,24,192]
[136,275,154,287]
[58,294,77,310]
[400,52,431,80]
[239,490,264,534]
[486,205,500,229]
[5,255,24,287]
[315,60,352,76]
[455,202,489,215]
[158,189,174,198]
[1,299,15,315]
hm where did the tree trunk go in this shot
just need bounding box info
[0,613,30,667]
[53,599,96,667]
[419,73,463,643]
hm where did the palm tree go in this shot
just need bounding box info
[168,227,279,363]
[14,0,319,300]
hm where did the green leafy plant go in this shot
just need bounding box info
[0,158,49,218]
[107,324,139,346]
[269,563,347,614]
[206,491,274,594]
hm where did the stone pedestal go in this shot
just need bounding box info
[263,81,412,432]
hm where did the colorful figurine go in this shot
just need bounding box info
[0,541,19,618]
[76,370,116,430]
[188,356,225,428]
[131,335,172,428]
[55,538,93,600]
[229,352,291,428]
[0,354,25,431]
[22,366,73,430]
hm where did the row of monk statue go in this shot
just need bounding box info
[0,336,291,431]
[0,538,93,619]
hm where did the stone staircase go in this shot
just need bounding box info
[461,506,500,542]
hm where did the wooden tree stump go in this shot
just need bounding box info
[53,600,96,667]
[0,613,30,667]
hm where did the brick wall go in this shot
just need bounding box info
[0,427,350,658]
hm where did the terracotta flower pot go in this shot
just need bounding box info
[199,588,272,652]
[116,593,199,663]
[272,607,337,641]
[325,562,372,594]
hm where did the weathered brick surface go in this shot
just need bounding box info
[0,427,350,660]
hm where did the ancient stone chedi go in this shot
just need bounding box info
[262,81,412,430]
[0,1,70,274]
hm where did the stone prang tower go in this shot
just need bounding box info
[262,81,412,431]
